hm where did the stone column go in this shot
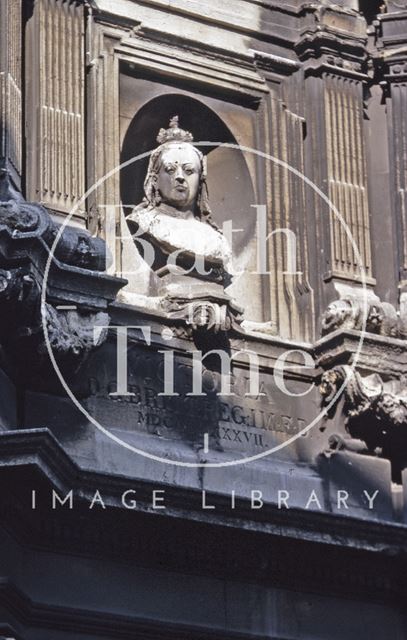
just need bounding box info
[0,0,22,191]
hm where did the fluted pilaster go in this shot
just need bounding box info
[0,0,22,189]
[25,0,85,220]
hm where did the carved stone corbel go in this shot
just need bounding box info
[160,293,243,335]
[320,365,407,479]
[40,304,109,359]
[0,264,111,378]
[0,186,126,384]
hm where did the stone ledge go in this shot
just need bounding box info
[0,428,406,552]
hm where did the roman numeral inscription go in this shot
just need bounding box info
[83,349,313,453]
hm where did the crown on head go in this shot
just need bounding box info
[156,116,194,145]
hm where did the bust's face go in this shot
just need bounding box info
[157,144,201,213]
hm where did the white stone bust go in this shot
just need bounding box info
[126,116,231,275]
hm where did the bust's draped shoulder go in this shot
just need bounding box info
[126,207,231,268]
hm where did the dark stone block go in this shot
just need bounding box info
[0,368,16,430]
[319,452,394,521]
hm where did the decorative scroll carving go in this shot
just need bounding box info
[321,296,407,338]
[321,365,407,424]
[320,365,407,477]
[323,433,369,456]
[25,0,85,218]
[0,195,107,272]
[42,304,109,358]
[0,264,109,363]
[160,294,243,333]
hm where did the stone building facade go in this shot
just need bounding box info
[0,0,407,638]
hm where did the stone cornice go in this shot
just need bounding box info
[0,578,279,640]
[1,428,407,555]
[109,300,316,379]
[294,2,368,79]
[91,0,300,44]
[315,329,407,378]
[3,574,360,640]
[249,48,301,78]
[117,31,269,102]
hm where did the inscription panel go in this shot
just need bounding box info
[77,340,318,461]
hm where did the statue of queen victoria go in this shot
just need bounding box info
[126,117,242,332]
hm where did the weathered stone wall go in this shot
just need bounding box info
[0,1,407,639]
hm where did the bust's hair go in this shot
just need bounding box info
[143,142,218,230]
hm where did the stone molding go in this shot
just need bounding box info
[116,30,269,101]
[1,428,406,553]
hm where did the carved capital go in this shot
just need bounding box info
[295,3,367,76]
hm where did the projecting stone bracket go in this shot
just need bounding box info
[40,304,109,359]
[0,269,109,374]
[0,182,107,272]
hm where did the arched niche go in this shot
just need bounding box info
[120,94,265,321]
